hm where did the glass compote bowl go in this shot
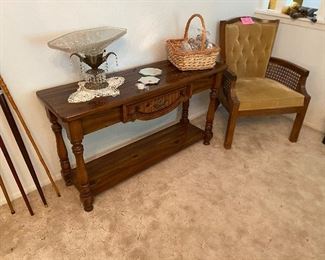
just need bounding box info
[48,26,127,90]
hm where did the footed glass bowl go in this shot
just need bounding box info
[48,26,127,56]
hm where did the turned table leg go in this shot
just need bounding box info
[180,99,190,125]
[48,111,73,186]
[204,74,221,145]
[69,121,93,212]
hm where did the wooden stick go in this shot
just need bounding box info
[0,88,48,206]
[0,76,60,197]
[0,135,34,216]
[0,173,15,214]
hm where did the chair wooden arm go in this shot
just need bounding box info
[266,57,310,97]
[221,69,240,106]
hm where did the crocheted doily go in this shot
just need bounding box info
[68,76,125,103]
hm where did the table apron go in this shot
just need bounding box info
[74,77,214,136]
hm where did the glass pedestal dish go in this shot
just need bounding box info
[48,26,127,91]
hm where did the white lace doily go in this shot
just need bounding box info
[68,76,125,103]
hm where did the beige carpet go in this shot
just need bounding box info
[1,111,325,260]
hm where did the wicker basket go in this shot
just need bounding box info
[166,14,220,71]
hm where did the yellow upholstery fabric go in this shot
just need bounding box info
[225,22,278,78]
[236,78,305,111]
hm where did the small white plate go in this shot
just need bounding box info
[139,68,162,76]
[138,76,160,85]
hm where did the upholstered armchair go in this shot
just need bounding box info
[218,17,310,149]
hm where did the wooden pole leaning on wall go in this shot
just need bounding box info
[0,173,15,214]
[0,135,34,216]
[0,76,60,197]
[0,87,48,206]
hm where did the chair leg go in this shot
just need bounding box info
[215,98,220,112]
[289,105,308,143]
[224,109,238,149]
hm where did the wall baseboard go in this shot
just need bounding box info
[0,109,206,206]
[1,110,322,206]
[284,114,324,133]
[0,174,62,207]
[302,121,324,134]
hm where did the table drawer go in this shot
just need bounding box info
[123,86,191,122]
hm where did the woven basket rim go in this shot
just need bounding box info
[166,39,220,56]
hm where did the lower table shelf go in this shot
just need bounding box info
[73,122,204,195]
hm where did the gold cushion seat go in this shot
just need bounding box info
[236,77,305,111]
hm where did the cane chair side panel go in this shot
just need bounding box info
[266,62,301,91]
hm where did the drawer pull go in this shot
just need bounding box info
[123,86,191,122]
[153,99,167,110]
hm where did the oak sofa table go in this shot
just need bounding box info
[37,60,226,212]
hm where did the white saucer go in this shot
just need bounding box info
[139,68,162,76]
[138,76,160,85]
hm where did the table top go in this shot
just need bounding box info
[37,60,226,122]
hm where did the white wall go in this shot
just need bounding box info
[272,24,325,132]
[256,9,325,132]
[0,1,259,205]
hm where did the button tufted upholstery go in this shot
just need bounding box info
[225,22,278,78]
[218,17,310,149]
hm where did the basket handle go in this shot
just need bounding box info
[183,14,207,51]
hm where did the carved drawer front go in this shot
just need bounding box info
[123,87,191,122]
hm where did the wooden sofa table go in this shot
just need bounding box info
[37,60,226,211]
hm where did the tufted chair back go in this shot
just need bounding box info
[220,18,279,78]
